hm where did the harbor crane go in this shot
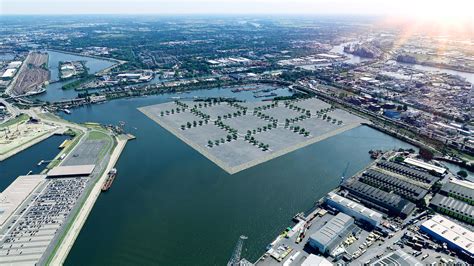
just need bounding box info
[340,162,350,185]
[227,235,248,266]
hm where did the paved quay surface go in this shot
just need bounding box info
[49,136,128,265]
[139,97,367,174]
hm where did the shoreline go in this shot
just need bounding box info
[0,128,65,162]
[48,135,129,265]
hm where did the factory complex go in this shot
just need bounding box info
[253,149,474,265]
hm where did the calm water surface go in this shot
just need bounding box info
[31,51,116,102]
[0,135,68,191]
[63,91,415,265]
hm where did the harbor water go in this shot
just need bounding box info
[0,135,68,191]
[61,89,415,265]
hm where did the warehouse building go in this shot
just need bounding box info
[429,194,474,225]
[439,181,473,205]
[0,175,46,226]
[308,213,355,254]
[47,164,95,178]
[404,158,447,175]
[420,215,474,258]
[301,254,332,266]
[1,69,16,80]
[376,161,439,186]
[342,179,416,218]
[360,169,428,202]
[370,250,422,266]
[325,192,383,227]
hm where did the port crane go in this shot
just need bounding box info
[227,235,248,266]
[340,162,350,185]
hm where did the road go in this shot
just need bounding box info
[48,136,128,265]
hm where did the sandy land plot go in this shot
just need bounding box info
[199,103,240,119]
[253,127,308,151]
[223,114,271,133]
[294,97,332,112]
[261,106,305,121]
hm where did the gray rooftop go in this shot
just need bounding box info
[370,249,422,266]
[440,182,473,202]
[430,194,474,219]
[47,164,96,177]
[309,212,354,248]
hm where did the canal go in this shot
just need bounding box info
[62,89,415,265]
[31,50,116,102]
[0,135,68,191]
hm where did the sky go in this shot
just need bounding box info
[1,0,474,19]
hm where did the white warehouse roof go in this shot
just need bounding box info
[0,175,46,226]
[421,215,474,256]
[404,158,446,175]
[2,69,16,78]
[326,192,383,223]
[47,164,95,177]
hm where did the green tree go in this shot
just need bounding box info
[457,170,468,178]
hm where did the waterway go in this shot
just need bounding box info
[63,89,416,265]
[330,42,371,64]
[400,63,474,85]
[0,135,68,191]
[31,50,116,102]
[440,161,474,182]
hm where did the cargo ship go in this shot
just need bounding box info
[102,168,117,191]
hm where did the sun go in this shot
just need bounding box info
[406,0,474,24]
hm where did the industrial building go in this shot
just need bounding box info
[439,181,473,205]
[369,250,422,266]
[308,213,355,254]
[325,192,383,227]
[404,158,447,175]
[429,194,474,225]
[342,179,416,218]
[0,175,46,226]
[1,69,16,80]
[359,169,428,202]
[376,161,439,186]
[301,254,332,266]
[420,215,474,258]
[47,164,95,177]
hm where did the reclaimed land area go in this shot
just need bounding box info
[139,97,367,174]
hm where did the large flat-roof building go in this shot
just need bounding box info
[370,249,422,266]
[342,179,416,219]
[404,158,447,175]
[420,215,474,258]
[47,164,95,177]
[308,212,354,254]
[325,192,383,227]
[0,175,46,226]
[1,69,16,80]
[301,254,332,266]
[429,194,474,225]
